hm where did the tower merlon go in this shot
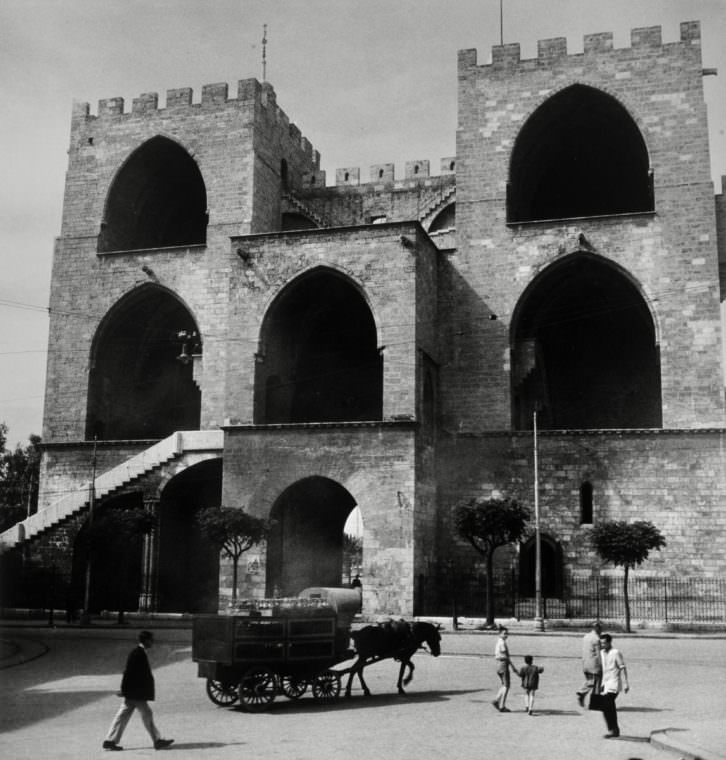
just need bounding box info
[132,92,159,114]
[460,20,702,74]
[201,82,228,105]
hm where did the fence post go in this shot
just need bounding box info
[663,577,668,625]
[595,574,600,621]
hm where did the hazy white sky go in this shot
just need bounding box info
[1,0,724,446]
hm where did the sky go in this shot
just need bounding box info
[1,0,725,447]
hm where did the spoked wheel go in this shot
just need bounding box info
[280,674,308,700]
[205,678,238,706]
[311,670,341,703]
[238,666,278,712]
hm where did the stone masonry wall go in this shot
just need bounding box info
[452,22,725,430]
[221,423,417,616]
[437,429,726,578]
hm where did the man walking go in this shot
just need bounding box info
[576,620,602,707]
[103,630,174,751]
[599,632,629,738]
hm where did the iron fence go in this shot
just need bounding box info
[419,571,726,624]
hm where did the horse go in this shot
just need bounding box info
[344,620,441,697]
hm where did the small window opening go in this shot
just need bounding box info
[579,481,593,524]
[344,172,349,182]
[449,160,455,171]
[88,137,94,146]
[378,169,384,179]
[414,164,420,174]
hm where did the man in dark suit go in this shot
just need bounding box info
[103,630,174,751]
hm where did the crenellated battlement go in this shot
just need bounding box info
[71,77,321,169]
[459,20,701,71]
[318,156,456,189]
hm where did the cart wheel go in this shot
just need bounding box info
[205,678,238,706]
[280,674,308,700]
[238,666,278,712]
[311,670,341,703]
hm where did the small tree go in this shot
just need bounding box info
[590,520,666,632]
[197,506,269,604]
[454,495,530,626]
[342,533,363,584]
[0,425,41,531]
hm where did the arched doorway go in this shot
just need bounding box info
[86,285,201,440]
[508,84,652,222]
[255,268,382,423]
[511,253,662,430]
[266,477,357,596]
[518,534,563,598]
[99,135,207,252]
[156,458,222,613]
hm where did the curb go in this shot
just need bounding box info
[650,729,725,760]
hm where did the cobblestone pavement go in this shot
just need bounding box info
[0,625,724,760]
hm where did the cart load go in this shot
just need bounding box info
[192,587,360,711]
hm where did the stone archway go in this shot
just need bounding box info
[519,534,563,598]
[86,285,201,440]
[156,458,222,613]
[508,84,652,222]
[265,476,357,596]
[511,253,662,430]
[254,268,382,424]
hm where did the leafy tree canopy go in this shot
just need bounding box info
[455,495,531,557]
[196,506,269,560]
[0,422,41,532]
[590,520,666,569]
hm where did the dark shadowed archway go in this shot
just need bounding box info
[86,285,201,440]
[519,534,563,598]
[511,253,661,430]
[266,477,357,596]
[508,85,652,223]
[99,135,207,252]
[255,268,382,423]
[156,458,222,613]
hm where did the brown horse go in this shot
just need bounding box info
[344,620,441,697]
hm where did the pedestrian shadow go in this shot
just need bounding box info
[526,709,581,716]
[154,742,247,750]
[619,706,668,713]
[612,734,651,743]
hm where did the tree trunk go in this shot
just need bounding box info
[623,565,631,633]
[232,554,239,604]
[485,552,495,626]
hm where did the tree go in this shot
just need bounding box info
[79,505,155,622]
[454,495,531,626]
[196,506,270,604]
[590,520,666,632]
[0,423,41,532]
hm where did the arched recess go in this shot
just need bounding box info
[70,492,147,614]
[428,203,455,233]
[156,458,222,613]
[254,267,383,423]
[511,253,662,430]
[519,534,563,598]
[86,284,201,440]
[266,476,357,596]
[99,135,207,252]
[508,84,653,223]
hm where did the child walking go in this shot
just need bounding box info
[514,654,544,715]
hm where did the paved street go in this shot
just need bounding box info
[1,625,724,759]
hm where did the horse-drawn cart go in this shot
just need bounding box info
[192,587,360,711]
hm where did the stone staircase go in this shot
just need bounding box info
[0,430,223,551]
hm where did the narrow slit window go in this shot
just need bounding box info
[580,481,593,524]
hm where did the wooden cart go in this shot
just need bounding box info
[192,587,360,711]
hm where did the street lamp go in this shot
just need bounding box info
[533,408,545,632]
[80,437,98,626]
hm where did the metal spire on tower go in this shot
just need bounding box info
[262,24,268,81]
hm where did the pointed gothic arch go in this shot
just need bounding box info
[99,135,207,252]
[254,267,383,423]
[86,284,202,440]
[508,84,653,222]
[510,253,662,430]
